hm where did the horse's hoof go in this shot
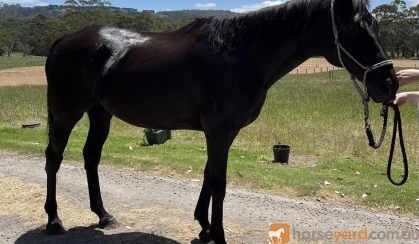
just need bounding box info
[199,229,213,243]
[211,238,226,244]
[99,215,119,229]
[46,221,66,235]
[210,232,226,244]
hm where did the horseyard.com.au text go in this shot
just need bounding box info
[268,223,419,243]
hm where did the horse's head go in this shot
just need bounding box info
[323,0,398,103]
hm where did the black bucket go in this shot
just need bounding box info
[273,144,291,164]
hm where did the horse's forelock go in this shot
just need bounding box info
[352,0,371,21]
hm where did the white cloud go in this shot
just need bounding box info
[2,0,49,7]
[231,0,284,13]
[35,2,49,6]
[193,2,217,10]
[408,0,419,7]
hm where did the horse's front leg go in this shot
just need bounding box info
[199,128,239,244]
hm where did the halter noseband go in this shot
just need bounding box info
[330,0,393,103]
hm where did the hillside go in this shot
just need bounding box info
[0,4,238,19]
[156,10,239,19]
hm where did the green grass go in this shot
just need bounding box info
[1,70,419,215]
[0,54,46,70]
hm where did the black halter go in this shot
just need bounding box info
[330,0,408,186]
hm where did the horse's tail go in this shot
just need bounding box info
[45,36,64,144]
[45,36,64,72]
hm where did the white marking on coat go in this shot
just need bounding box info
[99,27,150,74]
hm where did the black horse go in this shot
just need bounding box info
[44,0,398,243]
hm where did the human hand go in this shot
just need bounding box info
[396,69,419,87]
[393,92,419,106]
[393,92,409,106]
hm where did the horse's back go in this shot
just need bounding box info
[45,26,204,128]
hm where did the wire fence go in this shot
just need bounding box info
[292,63,418,76]
[290,61,419,81]
[0,60,45,70]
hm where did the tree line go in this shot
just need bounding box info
[0,0,417,58]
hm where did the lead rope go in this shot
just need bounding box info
[363,101,408,186]
[386,105,409,185]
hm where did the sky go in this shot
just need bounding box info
[1,0,418,13]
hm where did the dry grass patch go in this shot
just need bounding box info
[0,173,96,228]
[0,66,46,86]
[0,58,416,87]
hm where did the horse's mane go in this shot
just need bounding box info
[352,0,370,21]
[176,0,371,48]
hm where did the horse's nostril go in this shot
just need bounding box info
[384,78,394,91]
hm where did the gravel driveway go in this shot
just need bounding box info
[0,153,418,243]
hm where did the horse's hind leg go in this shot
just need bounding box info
[45,111,83,234]
[83,104,115,228]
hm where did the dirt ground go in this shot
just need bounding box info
[1,152,419,243]
[0,66,46,86]
[0,58,417,86]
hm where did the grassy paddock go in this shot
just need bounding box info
[0,54,46,70]
[1,70,419,214]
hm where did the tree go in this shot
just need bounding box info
[410,4,419,59]
[0,18,23,57]
[131,12,156,32]
[25,15,58,56]
[64,0,110,7]
[372,0,418,58]
[0,25,5,56]
[62,0,112,31]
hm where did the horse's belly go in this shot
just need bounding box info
[100,90,202,130]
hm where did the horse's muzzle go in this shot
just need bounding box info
[368,70,399,104]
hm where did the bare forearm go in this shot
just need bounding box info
[397,69,419,87]
[394,92,419,106]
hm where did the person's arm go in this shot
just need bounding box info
[394,92,419,106]
[397,69,419,87]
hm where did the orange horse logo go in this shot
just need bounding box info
[269,223,290,244]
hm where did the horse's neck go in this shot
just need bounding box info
[229,0,331,87]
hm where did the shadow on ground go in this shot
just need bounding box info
[16,225,184,244]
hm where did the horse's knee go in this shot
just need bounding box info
[83,142,102,168]
[83,155,100,171]
[45,146,63,174]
